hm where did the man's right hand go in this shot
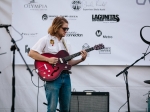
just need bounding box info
[47,57,58,64]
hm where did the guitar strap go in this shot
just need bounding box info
[62,38,72,74]
[62,38,68,52]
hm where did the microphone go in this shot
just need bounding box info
[0,24,11,28]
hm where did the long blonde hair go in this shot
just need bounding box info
[48,16,68,36]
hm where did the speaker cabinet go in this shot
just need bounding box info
[69,92,109,112]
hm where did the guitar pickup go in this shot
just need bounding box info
[44,64,47,69]
[35,64,47,73]
[59,58,63,63]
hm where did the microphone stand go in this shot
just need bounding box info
[4,26,33,112]
[116,51,150,112]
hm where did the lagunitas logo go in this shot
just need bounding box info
[92,14,120,22]
[24,0,47,11]
[66,32,83,37]
[136,0,150,5]
[71,0,82,11]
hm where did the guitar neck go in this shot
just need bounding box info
[64,47,94,62]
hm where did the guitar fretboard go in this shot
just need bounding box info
[63,47,94,61]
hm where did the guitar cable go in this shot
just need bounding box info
[37,76,39,112]
[31,69,45,112]
[31,69,45,88]
[118,73,130,112]
[11,26,23,42]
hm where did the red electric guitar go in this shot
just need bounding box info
[34,44,104,81]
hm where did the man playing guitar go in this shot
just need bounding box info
[28,16,87,112]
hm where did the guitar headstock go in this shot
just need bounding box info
[93,44,105,50]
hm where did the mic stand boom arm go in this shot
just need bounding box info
[116,51,150,112]
[5,27,33,112]
[116,51,150,77]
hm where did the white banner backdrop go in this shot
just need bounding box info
[12,0,150,65]
[1,1,150,112]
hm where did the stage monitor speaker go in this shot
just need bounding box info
[69,92,109,112]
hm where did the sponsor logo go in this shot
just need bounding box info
[24,0,47,11]
[42,14,78,21]
[82,43,90,56]
[82,43,90,49]
[99,47,111,54]
[71,0,107,11]
[95,30,102,37]
[71,0,82,11]
[42,14,48,20]
[25,45,30,54]
[83,0,107,11]
[136,0,150,5]
[66,32,83,37]
[92,14,120,22]
[22,33,38,37]
[29,0,36,3]
[95,30,113,38]
[103,35,113,38]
